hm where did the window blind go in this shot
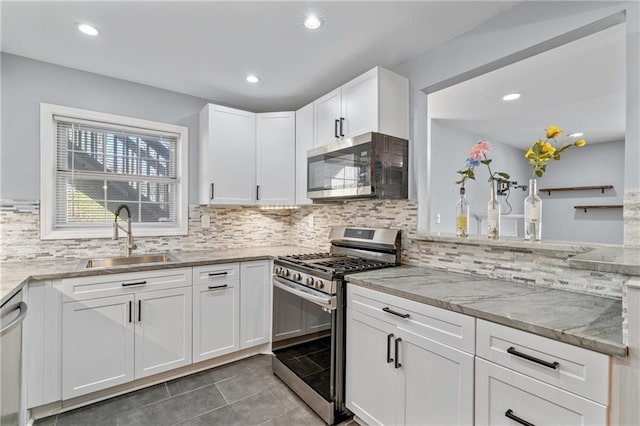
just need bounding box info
[54,117,180,227]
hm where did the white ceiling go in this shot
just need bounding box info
[428,23,626,149]
[1,1,516,112]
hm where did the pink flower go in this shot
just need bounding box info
[469,140,491,160]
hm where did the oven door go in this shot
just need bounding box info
[272,275,339,424]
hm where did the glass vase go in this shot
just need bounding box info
[456,187,470,237]
[524,178,542,241]
[487,180,500,240]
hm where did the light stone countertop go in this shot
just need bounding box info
[0,245,320,305]
[569,247,640,276]
[346,265,626,357]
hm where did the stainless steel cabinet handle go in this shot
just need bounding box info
[386,333,394,364]
[507,346,559,370]
[505,409,535,426]
[208,272,228,277]
[122,280,147,287]
[382,306,410,319]
[138,300,142,322]
[334,119,339,138]
[339,117,344,137]
[208,284,228,290]
[0,301,27,334]
[210,183,215,200]
[394,337,402,369]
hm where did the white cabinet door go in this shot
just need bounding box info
[346,308,400,426]
[272,286,306,342]
[193,282,239,363]
[62,294,134,399]
[314,88,342,147]
[134,287,192,378]
[256,112,295,205]
[340,68,378,139]
[199,104,256,205]
[400,333,474,426]
[295,102,314,205]
[240,261,271,349]
[475,358,607,426]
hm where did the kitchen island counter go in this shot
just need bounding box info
[346,265,626,357]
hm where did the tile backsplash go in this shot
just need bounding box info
[0,198,631,300]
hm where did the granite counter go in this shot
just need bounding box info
[346,265,626,357]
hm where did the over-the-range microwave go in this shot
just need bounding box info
[307,132,408,201]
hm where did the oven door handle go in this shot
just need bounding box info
[273,277,337,310]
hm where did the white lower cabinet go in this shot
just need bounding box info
[193,277,239,363]
[240,260,271,349]
[346,285,474,426]
[61,269,193,400]
[475,358,607,426]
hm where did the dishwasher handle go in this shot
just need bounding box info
[1,301,28,334]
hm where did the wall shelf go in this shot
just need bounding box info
[574,205,623,213]
[539,185,614,196]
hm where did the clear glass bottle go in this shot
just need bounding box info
[487,180,500,240]
[524,178,542,241]
[456,187,470,237]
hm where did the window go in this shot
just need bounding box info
[40,103,188,239]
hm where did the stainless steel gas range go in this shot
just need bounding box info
[272,226,401,425]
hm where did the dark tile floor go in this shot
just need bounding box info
[34,354,349,426]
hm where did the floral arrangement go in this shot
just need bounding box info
[456,140,510,185]
[525,125,586,178]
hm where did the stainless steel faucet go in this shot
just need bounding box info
[113,204,137,257]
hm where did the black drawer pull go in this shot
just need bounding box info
[334,119,339,138]
[208,272,228,277]
[505,409,535,426]
[138,300,142,322]
[339,117,344,137]
[394,337,402,369]
[386,333,394,364]
[208,284,228,290]
[507,347,559,370]
[122,280,147,287]
[210,182,215,199]
[128,300,132,323]
[382,307,410,319]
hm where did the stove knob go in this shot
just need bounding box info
[306,277,314,286]
[293,273,302,281]
[315,280,325,289]
[274,267,281,275]
[283,269,290,277]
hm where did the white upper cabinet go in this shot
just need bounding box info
[256,112,296,205]
[199,104,257,205]
[313,66,409,147]
[295,102,314,205]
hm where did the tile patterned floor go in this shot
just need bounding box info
[33,355,350,426]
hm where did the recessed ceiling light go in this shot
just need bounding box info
[304,15,322,30]
[246,75,260,84]
[502,93,521,101]
[77,23,99,36]
[569,132,584,138]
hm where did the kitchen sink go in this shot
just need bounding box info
[82,254,179,269]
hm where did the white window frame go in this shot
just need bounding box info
[40,103,189,240]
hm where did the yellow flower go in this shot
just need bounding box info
[541,142,556,155]
[575,139,586,147]
[546,125,563,139]
[525,148,534,158]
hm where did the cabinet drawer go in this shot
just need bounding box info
[475,358,607,426]
[476,319,609,405]
[61,268,192,302]
[193,263,239,285]
[347,284,475,354]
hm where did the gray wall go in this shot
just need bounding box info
[391,1,640,239]
[429,119,528,235]
[1,53,210,204]
[537,140,624,244]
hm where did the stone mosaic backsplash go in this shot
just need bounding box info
[624,190,640,248]
[0,198,631,300]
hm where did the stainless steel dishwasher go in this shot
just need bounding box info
[1,289,28,426]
